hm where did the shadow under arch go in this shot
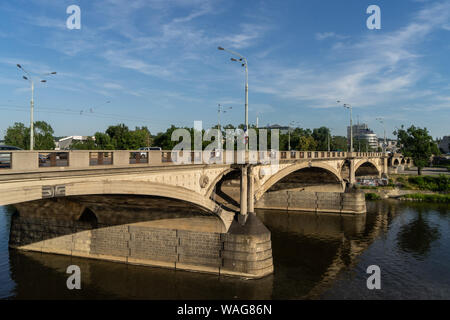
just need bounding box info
[355,161,380,177]
[256,163,344,201]
[208,169,242,212]
[3,179,234,232]
[78,207,98,227]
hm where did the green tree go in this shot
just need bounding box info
[4,122,29,149]
[106,124,130,149]
[4,121,55,150]
[94,132,114,149]
[34,121,55,150]
[331,136,347,151]
[71,137,97,150]
[312,127,330,151]
[297,135,317,151]
[153,125,184,150]
[395,125,440,175]
[127,126,152,149]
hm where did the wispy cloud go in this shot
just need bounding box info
[315,32,347,41]
[252,1,450,111]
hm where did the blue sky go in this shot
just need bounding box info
[0,0,449,139]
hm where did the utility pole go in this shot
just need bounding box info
[17,64,56,150]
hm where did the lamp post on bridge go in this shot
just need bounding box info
[17,64,56,150]
[337,101,353,153]
[376,117,387,153]
[288,120,300,151]
[217,104,232,150]
[218,46,249,150]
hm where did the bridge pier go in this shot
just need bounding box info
[9,196,273,279]
[383,155,388,177]
[247,165,255,214]
[239,165,248,225]
[349,158,356,185]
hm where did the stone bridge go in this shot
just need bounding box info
[0,149,405,278]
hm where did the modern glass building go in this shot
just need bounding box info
[347,123,378,151]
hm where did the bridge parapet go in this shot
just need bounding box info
[0,149,388,174]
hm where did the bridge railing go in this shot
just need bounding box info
[0,150,388,173]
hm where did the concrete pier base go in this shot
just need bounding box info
[255,190,366,214]
[9,196,273,279]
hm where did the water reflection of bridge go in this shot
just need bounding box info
[6,201,404,299]
[256,200,399,298]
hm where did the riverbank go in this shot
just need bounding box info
[360,174,449,203]
[398,193,450,203]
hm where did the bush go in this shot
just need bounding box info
[407,175,449,192]
[365,193,381,200]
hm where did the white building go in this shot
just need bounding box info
[347,123,378,151]
[55,136,94,150]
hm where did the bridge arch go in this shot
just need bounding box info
[255,162,343,200]
[2,179,234,232]
[354,159,381,177]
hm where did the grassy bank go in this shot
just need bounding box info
[387,174,449,192]
[400,193,450,203]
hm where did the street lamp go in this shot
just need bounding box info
[337,101,353,152]
[376,117,387,153]
[217,104,232,150]
[217,104,232,133]
[218,46,248,149]
[327,127,333,152]
[17,64,57,150]
[288,120,300,151]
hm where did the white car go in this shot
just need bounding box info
[139,147,162,157]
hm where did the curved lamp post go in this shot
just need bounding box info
[17,64,56,150]
[337,100,353,152]
[218,46,248,149]
[376,117,386,153]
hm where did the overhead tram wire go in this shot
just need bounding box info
[0,103,194,127]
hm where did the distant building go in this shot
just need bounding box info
[56,136,94,150]
[347,123,378,151]
[439,136,450,153]
[378,138,399,153]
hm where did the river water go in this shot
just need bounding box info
[0,200,449,299]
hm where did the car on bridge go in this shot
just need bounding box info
[139,147,162,157]
[0,145,22,168]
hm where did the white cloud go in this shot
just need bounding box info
[315,32,347,41]
[103,83,123,90]
[252,1,450,111]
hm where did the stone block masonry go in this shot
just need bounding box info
[256,190,366,214]
[9,211,273,279]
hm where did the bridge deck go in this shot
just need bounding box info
[0,150,385,176]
